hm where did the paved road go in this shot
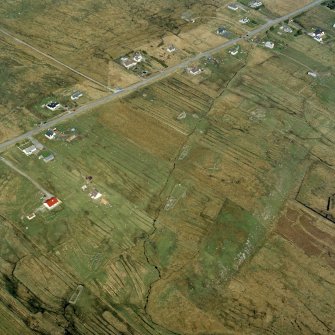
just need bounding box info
[0,0,324,153]
[0,156,53,198]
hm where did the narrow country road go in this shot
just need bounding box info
[0,0,325,153]
[0,156,53,198]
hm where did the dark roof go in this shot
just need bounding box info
[47,102,59,108]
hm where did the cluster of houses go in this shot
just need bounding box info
[81,176,104,202]
[308,28,325,43]
[44,127,78,143]
[121,52,144,69]
[44,91,83,113]
[26,196,61,220]
[227,4,251,25]
[19,139,55,163]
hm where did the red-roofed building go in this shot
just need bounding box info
[43,197,61,210]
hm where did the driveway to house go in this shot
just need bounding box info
[0,0,325,153]
[0,156,53,198]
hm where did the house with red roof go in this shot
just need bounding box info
[43,197,61,210]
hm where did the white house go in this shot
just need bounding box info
[264,41,274,49]
[307,71,317,78]
[23,145,37,156]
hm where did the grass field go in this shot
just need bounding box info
[0,3,335,335]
